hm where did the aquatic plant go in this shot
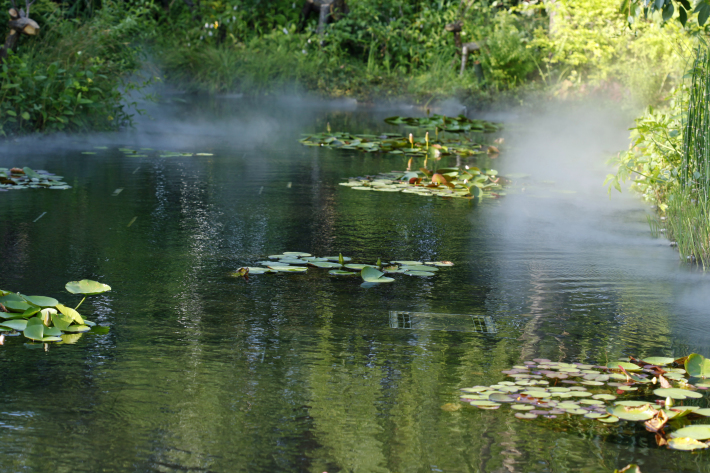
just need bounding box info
[231,252,453,286]
[0,167,71,191]
[457,354,710,451]
[384,114,501,133]
[299,131,493,158]
[0,280,111,344]
[340,166,506,200]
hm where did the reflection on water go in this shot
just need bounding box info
[0,97,709,472]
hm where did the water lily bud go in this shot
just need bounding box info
[409,133,414,148]
[666,396,673,408]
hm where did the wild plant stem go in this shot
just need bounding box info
[74,296,86,311]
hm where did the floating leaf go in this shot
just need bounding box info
[0,319,28,331]
[56,304,84,324]
[65,280,111,295]
[329,270,357,276]
[686,353,710,378]
[361,267,395,283]
[667,437,709,451]
[607,362,641,372]
[22,295,58,307]
[643,356,675,366]
[606,404,656,421]
[308,262,342,269]
[670,425,710,440]
[653,388,703,400]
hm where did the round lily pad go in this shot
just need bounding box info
[283,252,311,257]
[65,280,112,295]
[425,261,454,267]
[461,387,489,393]
[670,425,710,440]
[654,388,703,400]
[406,271,436,277]
[514,413,537,420]
[695,409,710,417]
[511,405,534,411]
[361,267,394,283]
[597,416,620,424]
[244,267,274,274]
[606,404,655,421]
[391,261,423,265]
[344,264,375,270]
[521,391,551,398]
[642,357,675,366]
[22,296,58,307]
[267,266,308,272]
[592,394,617,401]
[607,362,641,372]
[308,262,342,269]
[489,393,514,403]
[469,400,499,407]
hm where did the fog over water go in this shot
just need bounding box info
[1,94,710,472]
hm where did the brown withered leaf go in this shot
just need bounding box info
[655,433,668,447]
[0,302,6,313]
[617,465,642,473]
[644,408,669,433]
[658,375,672,389]
[673,355,689,366]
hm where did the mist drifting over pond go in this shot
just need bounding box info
[3,95,710,472]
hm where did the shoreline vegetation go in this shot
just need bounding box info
[1,0,709,265]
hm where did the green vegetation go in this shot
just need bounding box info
[459,354,710,451]
[608,43,710,268]
[0,0,155,136]
[0,280,111,343]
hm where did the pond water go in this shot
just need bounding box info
[1,96,710,472]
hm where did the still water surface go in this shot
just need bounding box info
[1,97,709,472]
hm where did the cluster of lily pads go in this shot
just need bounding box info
[0,167,71,191]
[458,354,710,451]
[80,146,213,158]
[0,280,111,343]
[384,114,501,133]
[231,252,453,286]
[340,166,507,200]
[299,131,499,158]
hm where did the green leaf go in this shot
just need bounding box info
[52,312,73,331]
[698,3,710,25]
[670,425,710,440]
[662,1,674,21]
[0,319,28,331]
[65,279,111,295]
[606,404,656,421]
[56,303,84,324]
[679,5,688,25]
[606,361,641,371]
[63,325,90,332]
[654,388,703,399]
[667,437,709,451]
[361,266,395,283]
[23,323,44,341]
[686,353,710,378]
[22,295,58,307]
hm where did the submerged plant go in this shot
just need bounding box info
[0,280,111,344]
[458,354,710,451]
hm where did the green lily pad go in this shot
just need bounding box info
[345,264,375,270]
[65,280,112,295]
[686,354,710,379]
[361,267,395,283]
[23,323,45,341]
[653,388,703,399]
[56,304,83,324]
[521,391,551,398]
[0,319,28,331]
[400,265,439,272]
[391,261,423,265]
[607,362,641,372]
[329,270,357,276]
[489,393,515,402]
[2,300,31,312]
[52,313,73,331]
[615,401,654,407]
[324,256,352,262]
[592,394,617,401]
[245,267,274,274]
[670,425,710,440]
[308,262,342,269]
[514,413,537,419]
[642,356,675,366]
[43,326,63,336]
[22,295,58,308]
[694,409,710,417]
[63,325,91,332]
[668,437,709,451]
[267,266,308,273]
[606,404,656,421]
[511,404,535,411]
[424,261,454,267]
[469,400,499,407]
[597,416,620,423]
[282,252,311,257]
